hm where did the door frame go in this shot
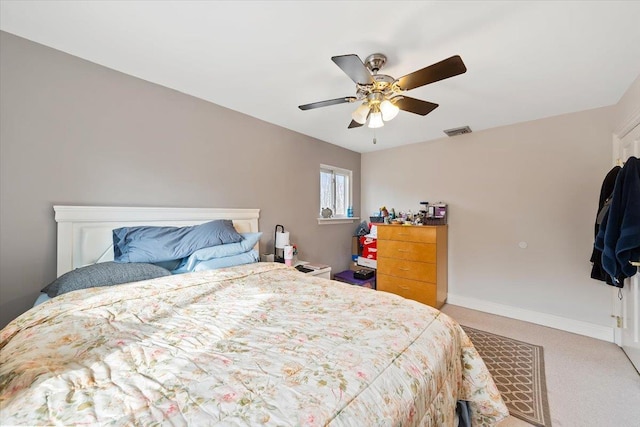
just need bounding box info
[611,108,640,350]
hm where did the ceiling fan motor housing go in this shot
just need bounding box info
[357,75,396,100]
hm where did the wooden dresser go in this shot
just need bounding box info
[376,225,448,308]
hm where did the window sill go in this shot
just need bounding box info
[317,217,360,225]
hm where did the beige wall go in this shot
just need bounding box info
[613,74,640,134]
[0,32,361,328]
[362,106,617,327]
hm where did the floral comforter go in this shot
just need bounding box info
[1,262,508,426]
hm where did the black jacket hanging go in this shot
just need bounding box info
[595,157,640,286]
[590,165,621,284]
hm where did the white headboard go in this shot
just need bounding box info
[54,206,260,277]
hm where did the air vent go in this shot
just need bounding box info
[443,126,472,137]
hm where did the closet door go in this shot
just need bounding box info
[612,122,640,372]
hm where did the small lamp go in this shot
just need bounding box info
[351,103,370,124]
[368,109,384,128]
[274,224,290,263]
[380,99,399,121]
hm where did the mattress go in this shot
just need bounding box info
[0,262,508,426]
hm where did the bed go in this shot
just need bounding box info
[0,206,508,426]
[31,206,261,306]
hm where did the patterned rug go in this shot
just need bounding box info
[461,326,552,427]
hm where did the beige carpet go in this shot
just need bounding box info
[462,326,552,427]
[443,304,640,427]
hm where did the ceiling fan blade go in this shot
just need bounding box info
[396,55,467,91]
[299,96,356,110]
[395,96,439,116]
[348,120,364,129]
[331,54,375,85]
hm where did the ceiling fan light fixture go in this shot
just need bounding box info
[352,103,370,124]
[368,111,384,128]
[380,99,399,121]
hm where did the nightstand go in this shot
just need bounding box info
[294,261,332,279]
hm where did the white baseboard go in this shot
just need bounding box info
[447,293,615,343]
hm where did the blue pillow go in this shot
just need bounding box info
[113,220,243,263]
[190,250,259,272]
[172,232,262,274]
[41,262,172,297]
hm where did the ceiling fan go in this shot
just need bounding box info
[299,53,467,129]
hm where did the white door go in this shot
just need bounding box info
[612,122,640,372]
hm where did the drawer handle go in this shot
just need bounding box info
[399,286,410,290]
[398,267,410,271]
[396,249,410,253]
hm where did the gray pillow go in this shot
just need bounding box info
[113,219,244,263]
[42,262,172,297]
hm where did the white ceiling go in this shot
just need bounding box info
[2,1,640,153]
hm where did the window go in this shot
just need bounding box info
[320,164,352,218]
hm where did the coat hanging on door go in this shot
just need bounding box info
[594,156,640,287]
[591,164,621,284]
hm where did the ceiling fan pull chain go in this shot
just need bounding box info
[373,129,377,145]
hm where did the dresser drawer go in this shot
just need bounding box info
[377,257,436,282]
[377,240,436,263]
[377,274,437,307]
[377,225,437,243]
